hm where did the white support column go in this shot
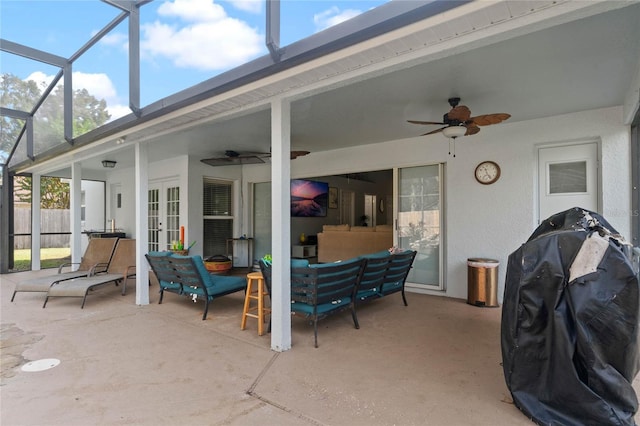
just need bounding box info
[135,142,150,305]
[31,173,41,270]
[70,163,82,268]
[270,97,292,352]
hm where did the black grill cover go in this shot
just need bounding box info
[502,207,640,425]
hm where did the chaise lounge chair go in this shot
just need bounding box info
[11,237,119,302]
[42,239,137,308]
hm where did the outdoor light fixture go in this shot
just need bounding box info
[102,160,117,168]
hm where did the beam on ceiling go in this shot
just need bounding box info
[102,0,152,13]
[129,3,141,117]
[0,39,67,68]
[266,0,281,62]
[64,64,73,144]
[0,107,30,120]
[31,70,63,115]
[69,10,129,63]
[6,0,470,172]
[26,117,34,161]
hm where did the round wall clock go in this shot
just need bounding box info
[474,161,501,185]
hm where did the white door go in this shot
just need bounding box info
[538,142,599,222]
[148,180,180,252]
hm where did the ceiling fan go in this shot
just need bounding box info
[407,97,511,137]
[201,149,310,167]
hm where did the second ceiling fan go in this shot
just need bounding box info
[201,149,310,167]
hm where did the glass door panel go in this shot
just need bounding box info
[148,180,180,252]
[148,188,160,252]
[166,186,180,248]
[397,164,443,290]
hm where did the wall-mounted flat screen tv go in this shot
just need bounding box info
[291,179,328,217]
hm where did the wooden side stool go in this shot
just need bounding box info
[241,271,270,336]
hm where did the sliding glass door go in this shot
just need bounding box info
[397,164,443,290]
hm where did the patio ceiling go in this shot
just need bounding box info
[6,0,640,176]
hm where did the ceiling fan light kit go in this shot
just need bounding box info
[442,125,467,138]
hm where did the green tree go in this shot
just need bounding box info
[1,72,111,165]
[14,176,70,209]
[2,72,111,205]
[1,74,43,165]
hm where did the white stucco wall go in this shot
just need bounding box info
[245,106,631,302]
[106,106,632,304]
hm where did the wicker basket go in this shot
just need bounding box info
[170,249,189,256]
[205,260,232,273]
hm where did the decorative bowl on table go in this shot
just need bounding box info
[204,255,232,273]
[170,249,189,256]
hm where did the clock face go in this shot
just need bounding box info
[475,161,501,185]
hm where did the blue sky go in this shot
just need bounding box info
[1,0,388,120]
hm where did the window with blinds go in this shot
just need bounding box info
[203,178,233,257]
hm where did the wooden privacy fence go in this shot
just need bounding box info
[14,208,71,249]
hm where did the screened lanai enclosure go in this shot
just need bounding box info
[1,0,639,356]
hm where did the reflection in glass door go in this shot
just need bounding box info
[397,164,443,290]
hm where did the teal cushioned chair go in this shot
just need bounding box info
[356,250,392,303]
[258,258,310,334]
[294,257,366,347]
[145,252,246,320]
[380,250,417,305]
[146,251,182,295]
[260,257,366,347]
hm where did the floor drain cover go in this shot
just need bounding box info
[21,358,60,372]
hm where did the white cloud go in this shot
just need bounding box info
[26,71,54,88]
[73,72,118,102]
[314,6,363,32]
[99,32,128,48]
[106,104,132,120]
[225,0,262,14]
[141,0,263,71]
[25,71,129,121]
[157,0,227,22]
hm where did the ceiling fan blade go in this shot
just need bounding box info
[291,150,310,159]
[201,156,266,167]
[254,150,310,159]
[465,125,481,136]
[447,105,471,122]
[421,127,446,136]
[469,113,511,126]
[233,151,271,157]
[407,120,446,125]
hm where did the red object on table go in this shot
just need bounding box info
[180,226,185,246]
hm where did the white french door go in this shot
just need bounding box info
[396,164,443,290]
[148,180,180,252]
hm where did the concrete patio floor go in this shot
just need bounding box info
[1,270,638,426]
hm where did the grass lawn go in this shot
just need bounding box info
[12,247,71,271]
